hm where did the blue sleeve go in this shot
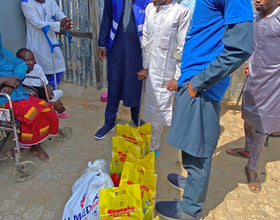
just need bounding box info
[98,0,113,48]
[190,21,253,92]
[0,48,27,80]
[222,0,253,25]
[14,61,28,81]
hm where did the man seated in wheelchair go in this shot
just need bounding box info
[16,48,70,118]
[0,34,58,162]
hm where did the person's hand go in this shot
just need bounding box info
[46,84,54,99]
[244,62,249,77]
[5,76,20,88]
[166,79,177,92]
[98,48,106,61]
[137,69,148,80]
[0,86,14,95]
[52,101,65,114]
[188,82,197,98]
[60,17,74,30]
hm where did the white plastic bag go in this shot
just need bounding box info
[72,159,110,194]
[63,159,114,220]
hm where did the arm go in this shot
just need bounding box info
[13,61,28,80]
[98,48,107,61]
[137,5,151,81]
[167,7,192,92]
[53,0,66,21]
[98,0,113,48]
[244,62,249,77]
[0,76,20,88]
[60,17,74,30]
[1,61,28,95]
[189,21,253,97]
[21,1,61,33]
[173,8,192,81]
[0,76,21,95]
[141,4,150,70]
[46,84,54,99]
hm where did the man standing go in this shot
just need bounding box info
[155,0,254,219]
[227,0,280,193]
[21,0,73,89]
[95,0,150,140]
[137,0,191,152]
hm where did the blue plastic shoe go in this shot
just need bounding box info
[94,124,115,140]
[155,150,160,158]
[155,201,202,220]
[167,173,185,191]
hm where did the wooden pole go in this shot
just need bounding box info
[88,0,102,89]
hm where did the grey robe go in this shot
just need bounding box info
[242,7,280,133]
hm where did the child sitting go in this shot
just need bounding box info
[0,36,59,162]
[16,48,70,118]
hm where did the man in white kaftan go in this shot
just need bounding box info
[21,0,73,89]
[138,0,191,151]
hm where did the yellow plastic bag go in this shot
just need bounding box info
[112,136,141,159]
[116,124,151,157]
[110,137,141,186]
[120,161,157,220]
[99,184,143,219]
[136,123,152,156]
[129,151,155,173]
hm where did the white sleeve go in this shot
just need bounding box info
[21,1,61,32]
[52,0,66,21]
[142,4,151,69]
[173,8,192,80]
[36,65,49,85]
[22,64,49,87]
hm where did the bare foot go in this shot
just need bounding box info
[30,144,49,162]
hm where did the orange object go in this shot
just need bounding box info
[82,103,89,107]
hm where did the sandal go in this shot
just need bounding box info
[244,167,262,193]
[57,113,71,118]
[226,148,250,158]
[269,132,280,137]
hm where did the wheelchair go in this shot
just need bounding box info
[0,76,72,182]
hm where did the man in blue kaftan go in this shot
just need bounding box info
[155,0,254,219]
[95,0,150,139]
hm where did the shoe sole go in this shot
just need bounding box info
[157,213,177,220]
[94,126,115,140]
[168,180,184,191]
[158,212,202,220]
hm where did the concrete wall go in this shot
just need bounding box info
[0,0,26,54]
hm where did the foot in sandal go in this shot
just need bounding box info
[226,148,250,158]
[244,166,262,193]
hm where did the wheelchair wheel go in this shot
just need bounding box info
[56,127,73,142]
[13,161,37,182]
[0,152,8,161]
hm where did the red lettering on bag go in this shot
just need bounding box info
[107,206,135,217]
[121,135,137,145]
[140,185,149,192]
